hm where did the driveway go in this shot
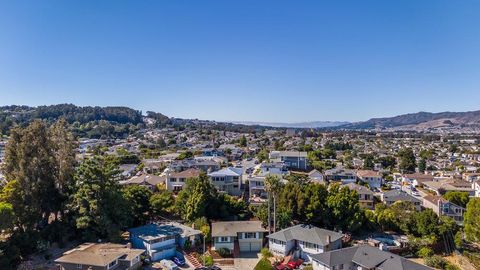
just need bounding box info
[232,252,261,270]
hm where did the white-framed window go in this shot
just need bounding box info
[219,237,229,242]
[244,232,256,239]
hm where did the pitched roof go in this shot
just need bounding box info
[54,243,144,267]
[266,224,343,246]
[357,170,381,178]
[119,174,166,186]
[382,190,421,203]
[129,222,201,241]
[169,168,201,178]
[212,221,266,237]
[208,167,243,177]
[344,183,374,195]
[311,245,432,270]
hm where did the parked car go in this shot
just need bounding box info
[209,266,222,270]
[287,259,303,269]
[160,259,180,270]
[172,255,186,266]
[412,191,420,196]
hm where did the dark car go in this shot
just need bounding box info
[209,266,222,270]
[194,268,208,270]
[172,256,186,266]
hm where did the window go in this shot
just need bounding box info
[170,178,177,182]
[76,264,82,269]
[244,232,256,239]
[108,260,117,269]
[219,237,229,242]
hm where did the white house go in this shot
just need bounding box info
[165,168,201,192]
[208,167,243,196]
[356,170,383,188]
[267,224,343,262]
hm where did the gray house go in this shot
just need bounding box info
[381,190,422,211]
[269,151,308,170]
[267,224,343,262]
[208,167,243,196]
[310,245,432,270]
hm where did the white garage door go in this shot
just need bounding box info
[239,242,262,252]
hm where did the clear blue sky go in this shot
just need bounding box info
[1,1,479,122]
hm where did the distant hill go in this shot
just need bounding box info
[340,110,480,132]
[232,121,350,128]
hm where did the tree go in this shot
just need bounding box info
[175,173,217,222]
[70,156,131,241]
[123,185,152,226]
[418,158,427,173]
[256,149,269,163]
[1,120,69,230]
[377,156,396,170]
[298,184,328,225]
[363,154,375,170]
[265,175,282,232]
[326,184,364,231]
[443,191,470,208]
[464,198,480,243]
[398,148,416,173]
[239,135,247,147]
[0,202,14,231]
[150,190,175,218]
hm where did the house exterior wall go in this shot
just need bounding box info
[359,176,383,188]
[213,236,235,251]
[57,258,141,270]
[268,239,295,256]
[312,261,357,270]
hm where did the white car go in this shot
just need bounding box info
[159,259,180,270]
[412,191,420,196]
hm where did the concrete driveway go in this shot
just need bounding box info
[233,252,261,270]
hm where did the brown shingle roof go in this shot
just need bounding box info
[55,243,144,266]
[170,168,201,178]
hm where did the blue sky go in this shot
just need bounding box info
[0,1,479,122]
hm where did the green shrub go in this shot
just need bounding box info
[424,255,447,269]
[254,258,273,270]
[303,266,313,270]
[417,247,434,258]
[261,247,273,258]
[217,248,231,257]
[200,255,213,266]
[445,263,461,270]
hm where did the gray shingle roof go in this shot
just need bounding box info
[311,245,433,270]
[266,224,343,246]
[212,221,266,237]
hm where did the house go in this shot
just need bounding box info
[257,162,288,176]
[422,179,475,196]
[423,195,466,225]
[119,174,166,190]
[55,243,144,270]
[344,183,374,210]
[356,170,383,188]
[165,168,201,192]
[381,190,422,211]
[308,170,326,185]
[248,176,268,205]
[324,168,356,184]
[269,151,308,170]
[129,222,201,261]
[211,221,267,253]
[403,173,434,187]
[208,167,243,196]
[474,180,480,197]
[463,173,480,183]
[118,164,138,179]
[310,245,432,270]
[267,224,343,262]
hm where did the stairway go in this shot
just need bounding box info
[184,251,203,268]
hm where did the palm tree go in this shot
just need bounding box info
[265,174,282,233]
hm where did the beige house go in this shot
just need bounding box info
[423,195,466,225]
[212,221,267,253]
[344,183,374,210]
[55,243,144,270]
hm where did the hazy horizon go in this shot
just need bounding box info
[1,1,480,122]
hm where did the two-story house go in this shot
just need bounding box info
[212,221,267,253]
[324,168,356,184]
[356,170,383,189]
[423,195,466,225]
[129,222,201,261]
[344,183,374,210]
[310,245,432,270]
[248,176,268,205]
[381,190,422,211]
[165,168,201,192]
[208,167,243,196]
[267,224,343,262]
[269,151,308,170]
[55,243,144,270]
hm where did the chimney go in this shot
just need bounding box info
[326,235,331,244]
[126,243,132,249]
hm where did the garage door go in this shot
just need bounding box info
[239,242,262,252]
